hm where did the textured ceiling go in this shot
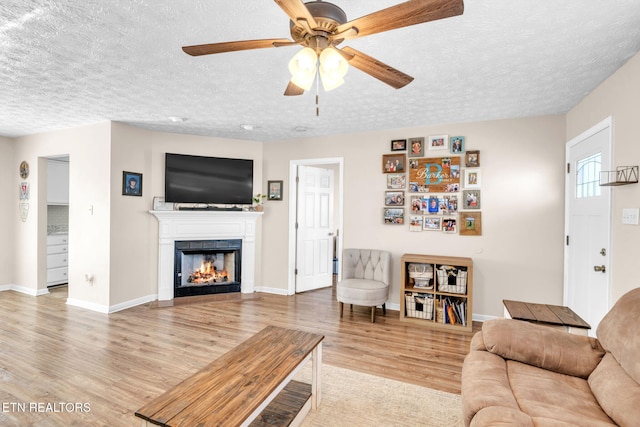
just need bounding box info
[2,1,640,142]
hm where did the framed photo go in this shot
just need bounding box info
[383,208,404,224]
[427,196,439,214]
[464,168,481,188]
[410,196,425,213]
[387,173,406,189]
[409,215,423,232]
[385,191,405,206]
[268,180,283,201]
[122,171,142,196]
[423,216,442,231]
[465,150,480,167]
[462,189,481,210]
[442,217,457,234]
[382,154,406,173]
[391,139,407,151]
[427,135,449,151]
[450,136,465,154]
[408,137,425,157]
[460,212,482,236]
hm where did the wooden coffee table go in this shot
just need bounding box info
[503,300,591,335]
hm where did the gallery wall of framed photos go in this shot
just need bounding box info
[384,136,482,235]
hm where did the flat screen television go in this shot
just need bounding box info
[164,153,253,205]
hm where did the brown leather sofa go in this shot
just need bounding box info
[461,287,640,426]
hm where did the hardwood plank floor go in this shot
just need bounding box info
[0,285,479,426]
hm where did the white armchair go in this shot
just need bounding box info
[336,249,391,322]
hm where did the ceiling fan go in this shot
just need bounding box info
[182,0,464,96]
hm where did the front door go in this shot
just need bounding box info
[564,117,612,334]
[295,165,334,293]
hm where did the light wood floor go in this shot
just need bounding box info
[0,285,479,426]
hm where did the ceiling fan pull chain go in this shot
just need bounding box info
[316,72,320,117]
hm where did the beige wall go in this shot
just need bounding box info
[11,122,112,308]
[108,123,264,307]
[0,137,14,286]
[262,115,566,318]
[567,52,640,303]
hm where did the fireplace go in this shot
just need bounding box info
[151,210,261,301]
[174,239,242,297]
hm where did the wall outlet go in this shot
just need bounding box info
[622,208,639,225]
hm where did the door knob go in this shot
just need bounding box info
[593,265,606,273]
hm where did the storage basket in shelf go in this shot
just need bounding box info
[405,293,434,320]
[436,266,467,294]
[408,263,433,289]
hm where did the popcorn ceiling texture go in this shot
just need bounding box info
[1,0,639,142]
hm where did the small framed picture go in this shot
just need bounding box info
[464,168,481,188]
[442,217,457,234]
[410,196,425,213]
[409,215,424,232]
[427,196,439,214]
[387,173,406,189]
[385,191,405,206]
[383,208,404,224]
[391,139,407,151]
[465,150,480,167]
[408,137,425,157]
[382,154,406,173]
[268,180,283,200]
[450,136,465,154]
[122,171,142,196]
[460,212,482,236]
[423,216,442,231]
[428,135,449,151]
[462,190,481,210]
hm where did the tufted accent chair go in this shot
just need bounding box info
[336,249,391,322]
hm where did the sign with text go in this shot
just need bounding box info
[408,156,461,193]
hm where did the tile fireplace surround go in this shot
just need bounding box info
[150,210,262,300]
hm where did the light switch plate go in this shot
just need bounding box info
[622,208,639,225]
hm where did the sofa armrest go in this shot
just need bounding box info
[482,318,605,378]
[462,350,522,426]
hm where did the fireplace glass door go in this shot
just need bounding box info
[174,239,242,297]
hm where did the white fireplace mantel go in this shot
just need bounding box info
[150,210,262,300]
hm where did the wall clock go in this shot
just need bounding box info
[19,161,29,179]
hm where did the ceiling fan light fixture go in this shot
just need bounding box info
[319,47,348,91]
[288,47,318,91]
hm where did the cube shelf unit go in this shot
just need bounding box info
[399,253,473,332]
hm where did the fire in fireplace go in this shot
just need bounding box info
[174,239,242,297]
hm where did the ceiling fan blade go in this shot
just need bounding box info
[182,38,292,56]
[284,81,305,96]
[340,46,414,89]
[335,0,464,40]
[274,0,318,29]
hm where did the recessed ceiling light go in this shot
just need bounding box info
[168,116,187,122]
[295,126,307,132]
[240,124,255,131]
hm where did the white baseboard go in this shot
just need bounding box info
[472,313,498,322]
[67,294,157,314]
[66,298,109,314]
[254,286,289,295]
[108,294,157,313]
[0,284,49,296]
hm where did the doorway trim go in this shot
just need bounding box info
[563,116,613,314]
[287,157,344,295]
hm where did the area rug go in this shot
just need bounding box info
[295,363,464,427]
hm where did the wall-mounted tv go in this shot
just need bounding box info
[165,153,253,205]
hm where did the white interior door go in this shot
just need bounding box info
[295,165,334,293]
[564,118,612,334]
